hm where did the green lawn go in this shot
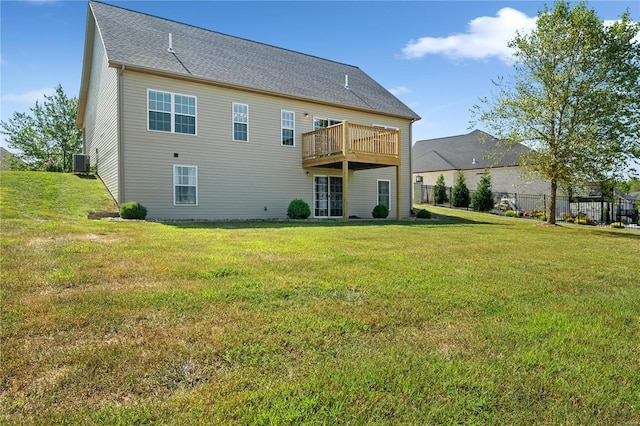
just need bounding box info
[1,171,639,424]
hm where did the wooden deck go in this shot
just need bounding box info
[302,122,400,170]
[302,121,402,221]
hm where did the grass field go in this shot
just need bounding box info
[1,171,639,424]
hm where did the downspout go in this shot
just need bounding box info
[117,64,125,205]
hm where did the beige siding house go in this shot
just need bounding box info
[77,1,420,220]
[412,130,549,198]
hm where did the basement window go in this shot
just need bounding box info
[174,165,198,205]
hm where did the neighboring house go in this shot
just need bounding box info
[569,188,639,224]
[0,147,22,171]
[76,1,420,220]
[1,147,13,171]
[412,130,549,197]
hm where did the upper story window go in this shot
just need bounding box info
[372,124,398,130]
[233,103,248,142]
[281,110,295,147]
[148,90,196,135]
[313,118,342,130]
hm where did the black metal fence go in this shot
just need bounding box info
[415,184,639,225]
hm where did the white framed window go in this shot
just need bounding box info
[148,90,172,132]
[281,110,295,147]
[148,89,196,135]
[313,118,342,130]
[233,103,248,142]
[173,165,198,206]
[377,179,390,208]
[372,124,398,130]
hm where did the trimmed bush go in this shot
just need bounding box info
[372,204,389,219]
[560,212,574,221]
[287,199,311,219]
[119,201,147,220]
[416,209,432,219]
[471,172,493,212]
[451,171,470,208]
[505,210,517,217]
[611,222,625,228]
[434,174,449,204]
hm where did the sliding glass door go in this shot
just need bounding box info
[314,176,342,218]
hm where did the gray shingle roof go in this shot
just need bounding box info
[412,130,530,173]
[88,1,420,120]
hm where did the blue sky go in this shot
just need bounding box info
[1,0,638,152]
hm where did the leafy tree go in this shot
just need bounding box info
[471,172,494,212]
[451,171,470,208]
[472,1,640,224]
[434,174,448,204]
[0,85,82,172]
[616,178,640,194]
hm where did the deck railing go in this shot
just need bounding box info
[302,121,399,162]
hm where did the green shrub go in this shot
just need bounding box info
[471,172,494,212]
[434,174,449,204]
[505,210,516,217]
[416,209,432,219]
[119,201,147,220]
[611,222,625,228]
[372,204,389,219]
[287,199,311,219]
[560,212,574,221]
[451,171,470,208]
[530,209,545,219]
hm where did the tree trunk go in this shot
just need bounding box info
[548,179,557,225]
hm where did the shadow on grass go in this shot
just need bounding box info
[73,173,97,180]
[584,227,640,241]
[157,212,497,230]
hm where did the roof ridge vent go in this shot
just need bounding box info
[168,33,175,53]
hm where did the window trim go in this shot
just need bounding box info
[314,175,343,218]
[173,164,198,206]
[377,179,391,209]
[232,102,249,142]
[147,89,197,136]
[281,110,295,147]
[313,117,342,130]
[372,124,399,130]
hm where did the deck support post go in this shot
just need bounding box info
[396,165,401,220]
[342,122,349,221]
[342,159,349,221]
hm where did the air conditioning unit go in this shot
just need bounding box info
[73,154,91,173]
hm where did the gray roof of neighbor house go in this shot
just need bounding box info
[626,191,640,201]
[81,1,420,121]
[1,147,14,171]
[412,130,531,173]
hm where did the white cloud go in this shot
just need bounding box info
[388,86,411,96]
[401,7,537,63]
[1,88,54,105]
